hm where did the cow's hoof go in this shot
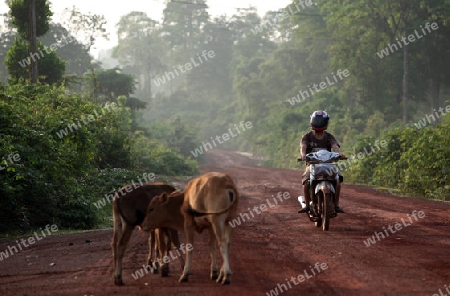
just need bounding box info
[216,271,231,284]
[210,270,219,280]
[217,275,231,285]
[221,278,231,285]
[179,276,189,282]
[161,269,169,277]
[217,271,224,283]
[148,264,158,274]
[114,277,124,285]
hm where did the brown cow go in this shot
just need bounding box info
[141,172,239,284]
[111,182,184,285]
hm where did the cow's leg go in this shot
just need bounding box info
[169,228,185,270]
[165,228,175,274]
[155,230,162,273]
[114,220,134,285]
[179,219,195,282]
[156,229,170,277]
[208,226,219,280]
[112,213,122,285]
[212,216,232,285]
[147,230,158,274]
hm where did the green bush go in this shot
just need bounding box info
[56,199,99,229]
[0,83,198,232]
[398,123,450,200]
[131,134,197,176]
[345,121,450,201]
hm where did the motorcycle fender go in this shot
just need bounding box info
[315,181,335,194]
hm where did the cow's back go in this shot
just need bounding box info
[186,172,238,214]
[116,183,176,226]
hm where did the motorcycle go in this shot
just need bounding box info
[297,149,346,231]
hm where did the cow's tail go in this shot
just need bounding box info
[185,188,238,217]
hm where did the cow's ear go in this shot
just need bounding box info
[160,192,168,202]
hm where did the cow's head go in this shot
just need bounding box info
[141,191,184,232]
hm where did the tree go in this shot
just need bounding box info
[112,11,166,98]
[162,0,209,55]
[6,0,65,84]
[186,16,234,98]
[58,6,109,92]
[8,0,51,39]
[5,37,65,84]
[59,6,109,52]
[413,0,450,114]
[320,0,450,123]
[89,67,146,123]
[8,0,52,83]
[40,24,91,77]
[161,0,209,90]
[0,30,15,82]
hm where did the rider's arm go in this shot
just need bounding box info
[331,143,340,153]
[300,141,307,160]
[328,133,343,156]
[332,143,346,159]
[300,133,308,160]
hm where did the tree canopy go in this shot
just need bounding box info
[1,0,449,233]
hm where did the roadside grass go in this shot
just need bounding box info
[0,227,113,243]
[1,175,195,242]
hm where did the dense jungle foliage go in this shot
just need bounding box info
[1,0,449,233]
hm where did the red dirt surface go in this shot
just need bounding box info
[1,149,449,296]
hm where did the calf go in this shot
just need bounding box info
[141,172,239,284]
[111,182,184,285]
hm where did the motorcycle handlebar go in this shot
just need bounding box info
[297,155,348,162]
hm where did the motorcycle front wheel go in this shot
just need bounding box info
[315,218,322,227]
[322,193,332,231]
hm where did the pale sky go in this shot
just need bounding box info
[1,0,292,58]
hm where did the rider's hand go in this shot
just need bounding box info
[339,153,347,160]
[301,155,307,161]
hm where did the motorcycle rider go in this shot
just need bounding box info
[298,110,346,214]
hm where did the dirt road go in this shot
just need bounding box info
[1,149,449,296]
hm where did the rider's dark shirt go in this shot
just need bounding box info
[301,131,339,155]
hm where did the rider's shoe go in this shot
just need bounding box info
[335,206,345,213]
[298,206,310,213]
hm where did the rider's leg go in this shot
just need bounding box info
[335,180,341,206]
[298,181,310,213]
[303,181,310,205]
[299,166,311,213]
[335,177,344,213]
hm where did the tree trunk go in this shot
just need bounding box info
[428,34,441,120]
[29,0,37,84]
[429,76,440,123]
[148,60,152,99]
[402,24,408,123]
[185,3,192,92]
